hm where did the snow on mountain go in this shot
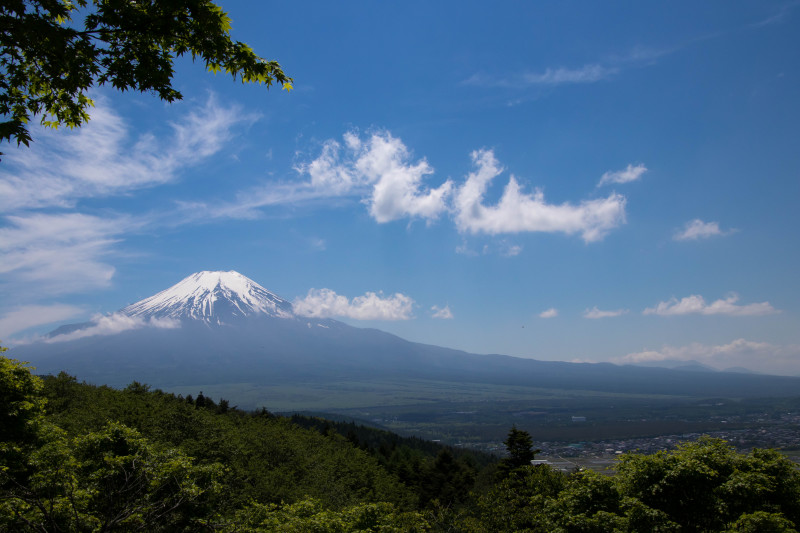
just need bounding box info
[121,271,294,324]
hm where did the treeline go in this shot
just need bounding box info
[289,414,497,507]
[0,352,487,530]
[2,351,800,531]
[288,414,495,469]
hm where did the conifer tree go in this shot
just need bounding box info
[498,425,540,477]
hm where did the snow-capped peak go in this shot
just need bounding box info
[121,271,294,323]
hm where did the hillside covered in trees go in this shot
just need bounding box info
[2,351,800,532]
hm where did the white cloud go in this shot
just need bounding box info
[180,182,345,221]
[0,212,136,295]
[453,149,627,242]
[455,240,522,257]
[305,132,452,223]
[0,96,251,212]
[431,305,453,319]
[463,44,675,91]
[354,133,453,223]
[597,164,647,187]
[46,312,179,343]
[286,131,453,223]
[0,304,84,337]
[753,2,798,27]
[309,238,327,251]
[539,308,558,319]
[464,64,618,88]
[304,136,364,194]
[643,294,778,317]
[293,288,414,320]
[673,219,734,241]
[0,96,252,307]
[522,64,618,85]
[615,339,800,376]
[177,132,632,245]
[583,307,629,319]
[455,241,477,256]
[210,131,454,223]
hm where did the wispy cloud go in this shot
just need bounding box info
[293,288,415,320]
[643,294,778,317]
[0,96,250,306]
[455,240,522,257]
[463,44,673,91]
[0,96,252,212]
[309,238,327,251]
[500,242,523,257]
[464,64,618,89]
[615,339,800,376]
[45,313,179,343]
[539,308,558,319]
[0,304,84,338]
[673,219,735,241]
[174,182,347,222]
[453,150,627,242]
[752,1,800,27]
[455,240,477,256]
[524,64,617,85]
[598,164,647,187]
[431,305,453,319]
[0,212,137,296]
[583,307,628,319]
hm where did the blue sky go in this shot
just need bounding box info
[2,1,799,374]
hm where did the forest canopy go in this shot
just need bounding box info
[2,352,799,531]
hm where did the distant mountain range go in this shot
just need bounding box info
[628,360,758,374]
[14,271,800,402]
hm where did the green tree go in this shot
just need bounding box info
[0,351,224,530]
[724,511,798,533]
[0,0,291,155]
[469,438,800,532]
[0,351,47,484]
[547,471,627,532]
[227,498,429,533]
[616,438,800,532]
[418,449,476,508]
[2,422,223,531]
[474,463,566,532]
[497,425,540,477]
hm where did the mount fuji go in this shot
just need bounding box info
[120,271,295,323]
[13,271,800,404]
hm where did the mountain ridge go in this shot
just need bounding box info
[12,270,800,406]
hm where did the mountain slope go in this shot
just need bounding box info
[13,271,800,404]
